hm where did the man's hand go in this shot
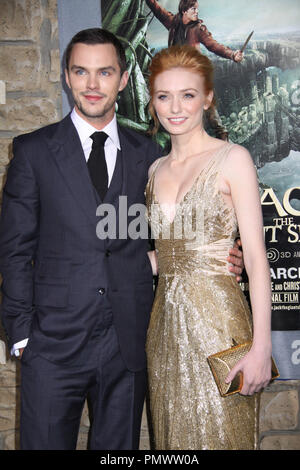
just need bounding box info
[233,50,243,62]
[227,239,244,282]
[18,348,24,359]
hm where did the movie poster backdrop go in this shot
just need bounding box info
[57,1,300,378]
[100,0,300,378]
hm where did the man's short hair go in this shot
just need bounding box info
[178,0,197,15]
[65,28,127,75]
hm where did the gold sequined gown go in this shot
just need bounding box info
[145,143,259,450]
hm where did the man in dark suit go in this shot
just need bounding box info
[0,28,243,450]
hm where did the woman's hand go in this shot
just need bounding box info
[225,346,272,395]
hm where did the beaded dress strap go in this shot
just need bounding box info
[148,157,165,197]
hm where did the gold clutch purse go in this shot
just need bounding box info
[207,341,280,397]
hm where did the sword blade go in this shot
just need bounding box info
[241,31,254,52]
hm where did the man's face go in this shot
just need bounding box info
[182,2,199,23]
[65,43,128,129]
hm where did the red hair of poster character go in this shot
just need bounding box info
[148,44,216,134]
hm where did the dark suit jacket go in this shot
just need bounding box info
[0,114,160,371]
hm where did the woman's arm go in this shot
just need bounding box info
[221,145,272,395]
[146,157,163,276]
[147,250,159,276]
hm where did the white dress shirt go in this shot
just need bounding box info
[70,108,120,185]
[12,109,121,356]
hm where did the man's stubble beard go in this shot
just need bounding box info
[74,94,116,122]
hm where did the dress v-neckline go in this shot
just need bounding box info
[150,143,228,224]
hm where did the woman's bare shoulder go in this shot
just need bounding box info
[148,155,169,178]
[227,143,253,161]
[224,144,255,171]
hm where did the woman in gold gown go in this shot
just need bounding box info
[145,45,272,450]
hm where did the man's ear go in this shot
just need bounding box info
[65,68,71,89]
[119,70,129,92]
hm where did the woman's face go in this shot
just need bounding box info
[152,67,213,137]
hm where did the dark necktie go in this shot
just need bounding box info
[88,131,108,201]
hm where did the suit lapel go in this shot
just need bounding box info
[117,125,145,200]
[46,115,98,224]
[104,125,148,246]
